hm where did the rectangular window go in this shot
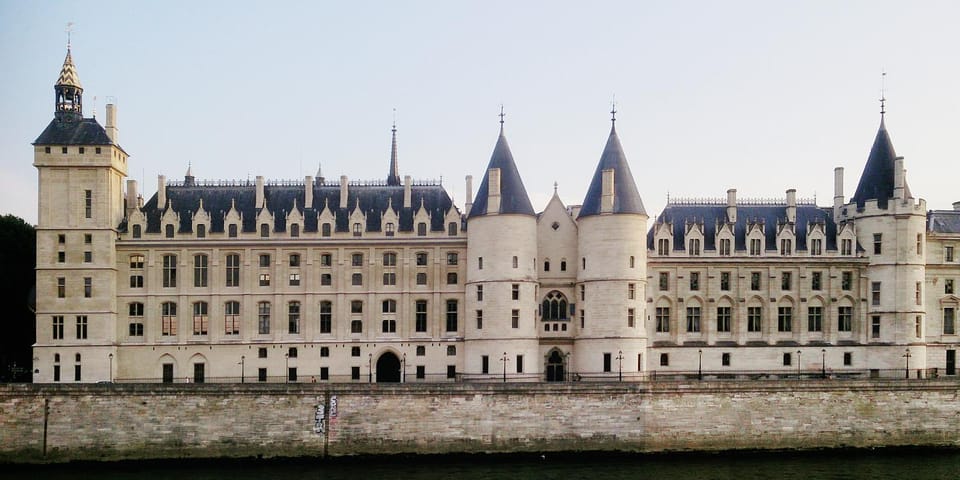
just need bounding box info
[290,273,301,286]
[76,315,88,339]
[750,272,761,290]
[748,306,762,332]
[915,281,921,305]
[843,352,852,366]
[512,256,518,268]
[321,253,332,266]
[351,367,361,380]
[319,302,332,334]
[351,300,363,314]
[83,251,92,263]
[352,253,363,266]
[719,238,731,256]
[351,273,362,286]
[476,310,483,329]
[686,307,701,333]
[415,300,428,332]
[628,283,636,299]
[946,246,955,263]
[289,254,300,267]
[52,315,64,339]
[162,254,177,288]
[516,355,523,374]
[162,302,177,336]
[287,367,298,382]
[916,315,923,338]
[777,306,792,332]
[783,353,792,366]
[750,238,762,256]
[841,271,853,291]
[83,277,92,298]
[259,348,268,358]
[810,238,822,256]
[780,238,792,256]
[873,233,882,255]
[351,320,363,333]
[512,284,519,300]
[447,365,456,379]
[259,273,271,286]
[658,238,670,256]
[288,302,300,334]
[446,252,459,265]
[841,238,853,256]
[445,300,458,332]
[84,190,92,219]
[603,353,612,373]
[321,273,332,286]
[580,284,585,301]
[224,301,240,335]
[258,302,271,334]
[319,367,329,381]
[660,353,669,366]
[781,272,791,290]
[58,251,65,263]
[655,307,670,333]
[944,307,956,335]
[917,234,923,255]
[382,318,396,333]
[871,315,881,339]
[382,272,397,286]
[811,271,822,291]
[838,306,853,332]
[226,254,240,287]
[627,308,636,328]
[659,272,669,291]
[130,275,143,288]
[721,353,730,366]
[689,272,700,291]
[446,272,458,285]
[688,238,701,256]
[481,355,489,374]
[871,282,881,306]
[192,302,209,335]
[57,277,65,298]
[511,309,520,329]
[716,306,731,333]
[193,254,208,287]
[259,254,271,267]
[946,279,955,295]
[808,306,822,332]
[477,285,484,302]
[720,272,730,291]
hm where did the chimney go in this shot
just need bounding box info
[601,168,615,213]
[726,188,737,223]
[339,175,348,209]
[786,189,797,223]
[464,175,474,214]
[157,175,167,208]
[126,179,138,216]
[487,168,501,214]
[403,175,412,209]
[255,176,265,209]
[894,156,905,199]
[105,103,119,144]
[833,167,844,218]
[304,176,313,209]
[953,201,960,211]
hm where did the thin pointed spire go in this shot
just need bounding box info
[879,70,887,122]
[498,104,505,134]
[387,109,400,186]
[610,95,617,126]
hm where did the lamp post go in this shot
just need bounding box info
[698,349,703,380]
[821,349,826,379]
[368,353,373,383]
[565,352,571,382]
[797,350,802,380]
[617,350,624,382]
[239,355,245,383]
[285,353,290,383]
[108,353,113,383]
[402,353,406,383]
[904,348,912,379]
[500,352,508,383]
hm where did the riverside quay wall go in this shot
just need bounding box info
[2,381,960,463]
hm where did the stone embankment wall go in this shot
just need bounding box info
[1,381,959,463]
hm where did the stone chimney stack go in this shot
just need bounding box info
[487,168,501,214]
[304,176,314,209]
[833,167,844,219]
[786,189,797,224]
[403,175,412,209]
[157,175,167,208]
[894,156,905,199]
[105,103,119,144]
[126,179,138,216]
[465,175,473,215]
[953,201,960,211]
[726,188,737,223]
[339,175,349,209]
[255,176,265,209]
[600,168,615,213]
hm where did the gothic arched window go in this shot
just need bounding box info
[541,291,569,321]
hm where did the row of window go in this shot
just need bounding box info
[653,305,901,338]
[55,277,92,298]
[657,271,855,292]
[136,221,460,239]
[256,344,459,359]
[656,237,839,257]
[655,351,856,368]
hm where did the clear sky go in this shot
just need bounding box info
[2,1,959,225]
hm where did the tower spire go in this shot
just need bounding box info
[498,104,505,134]
[55,29,83,122]
[387,109,400,186]
[880,70,887,119]
[610,95,617,125]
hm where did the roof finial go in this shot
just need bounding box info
[392,107,397,133]
[611,95,617,124]
[553,181,558,194]
[498,104,505,132]
[880,70,887,117]
[66,22,74,51]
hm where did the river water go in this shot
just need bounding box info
[6,449,960,480]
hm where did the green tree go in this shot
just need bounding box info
[0,215,35,382]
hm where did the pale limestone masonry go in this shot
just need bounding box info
[2,381,960,463]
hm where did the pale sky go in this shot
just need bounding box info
[2,1,959,225]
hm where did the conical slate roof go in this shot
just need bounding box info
[57,49,82,89]
[468,127,535,217]
[578,124,646,218]
[851,116,909,209]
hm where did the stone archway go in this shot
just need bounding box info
[545,350,565,382]
[376,352,402,383]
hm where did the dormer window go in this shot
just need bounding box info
[385,222,395,237]
[750,238,762,256]
[260,223,269,238]
[196,224,206,238]
[810,238,821,255]
[353,223,362,237]
[290,223,299,237]
[657,238,670,256]
[448,222,458,236]
[719,238,731,256]
[165,224,174,238]
[780,239,792,256]
[417,222,427,236]
[841,238,852,256]
[228,224,238,238]
[322,223,331,237]
[688,239,701,256]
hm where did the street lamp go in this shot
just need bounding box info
[698,349,703,380]
[402,353,406,383]
[285,353,290,383]
[617,350,624,382]
[797,350,802,380]
[821,349,826,379]
[239,355,245,383]
[565,352,571,382]
[368,353,373,383]
[108,353,113,383]
[500,352,508,383]
[904,348,912,379]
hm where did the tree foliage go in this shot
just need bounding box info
[0,215,36,382]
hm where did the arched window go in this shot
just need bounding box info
[541,291,569,321]
[383,252,397,266]
[165,224,174,238]
[544,260,551,272]
[290,223,300,237]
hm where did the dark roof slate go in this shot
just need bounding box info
[851,118,910,209]
[469,130,535,217]
[137,181,458,234]
[928,210,960,234]
[578,124,646,218]
[647,203,839,253]
[33,117,113,146]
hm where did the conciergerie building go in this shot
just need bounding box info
[32,47,960,384]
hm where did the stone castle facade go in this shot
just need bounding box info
[32,48,960,383]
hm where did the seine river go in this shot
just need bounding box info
[6,449,960,479]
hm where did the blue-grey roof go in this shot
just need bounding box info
[647,203,839,253]
[928,210,960,234]
[578,124,646,218]
[33,117,113,146]
[851,117,909,209]
[468,129,535,217]
[134,181,458,235]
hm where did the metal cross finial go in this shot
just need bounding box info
[553,181,558,193]
[611,95,617,123]
[499,104,505,126]
[66,22,75,50]
[880,70,887,116]
[392,108,397,132]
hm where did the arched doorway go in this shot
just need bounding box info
[545,350,565,382]
[376,352,402,383]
